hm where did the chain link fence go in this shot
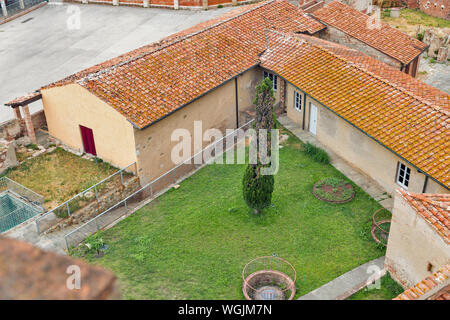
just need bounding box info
[0,177,44,233]
[35,162,137,234]
[64,120,255,249]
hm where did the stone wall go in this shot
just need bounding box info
[0,118,23,141]
[49,176,141,232]
[66,0,254,9]
[419,0,450,20]
[317,26,403,69]
[385,192,450,288]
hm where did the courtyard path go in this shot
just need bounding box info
[298,256,386,300]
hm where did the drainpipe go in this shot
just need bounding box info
[19,0,24,9]
[422,175,429,193]
[1,0,7,17]
[235,77,239,128]
[302,92,306,130]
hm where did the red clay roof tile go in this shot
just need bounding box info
[313,1,427,65]
[397,189,450,243]
[260,31,449,189]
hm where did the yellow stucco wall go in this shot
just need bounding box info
[284,82,448,195]
[41,84,137,169]
[386,192,450,288]
[134,68,260,185]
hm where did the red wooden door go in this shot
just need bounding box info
[80,125,97,156]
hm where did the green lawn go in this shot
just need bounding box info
[348,272,404,300]
[71,129,386,299]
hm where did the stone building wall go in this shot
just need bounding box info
[385,192,450,288]
[317,26,403,69]
[419,0,450,20]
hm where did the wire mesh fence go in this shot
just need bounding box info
[0,192,43,233]
[64,120,255,249]
[0,177,44,205]
[35,162,137,234]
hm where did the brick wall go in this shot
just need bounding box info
[69,0,250,8]
[419,0,450,20]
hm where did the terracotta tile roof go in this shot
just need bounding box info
[313,1,427,65]
[5,92,42,107]
[293,34,450,109]
[41,0,325,129]
[393,264,450,300]
[260,31,450,189]
[397,189,450,243]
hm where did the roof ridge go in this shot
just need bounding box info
[274,32,449,116]
[79,0,277,84]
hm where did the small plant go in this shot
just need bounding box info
[26,143,39,151]
[416,32,424,41]
[217,4,223,8]
[303,142,330,164]
[85,232,105,257]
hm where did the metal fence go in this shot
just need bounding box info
[0,0,46,21]
[64,120,255,249]
[0,194,42,232]
[0,176,44,205]
[35,162,137,234]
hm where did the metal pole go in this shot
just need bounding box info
[150,184,153,197]
[0,0,7,18]
[19,0,24,10]
[94,185,98,201]
[124,199,128,212]
[35,219,40,234]
[120,170,124,185]
[66,202,70,217]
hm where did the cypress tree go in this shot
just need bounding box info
[242,77,276,214]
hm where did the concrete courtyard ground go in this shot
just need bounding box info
[0,3,235,122]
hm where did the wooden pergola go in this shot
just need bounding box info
[4,91,42,143]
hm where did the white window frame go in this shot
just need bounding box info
[396,162,411,189]
[294,91,302,112]
[263,71,277,91]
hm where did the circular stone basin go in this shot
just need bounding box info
[312,178,355,204]
[254,286,285,300]
[243,270,296,300]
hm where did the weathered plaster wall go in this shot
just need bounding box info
[284,82,448,195]
[41,84,137,169]
[385,192,450,288]
[318,26,403,69]
[134,67,260,185]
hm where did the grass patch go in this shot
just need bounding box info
[303,142,330,164]
[382,8,450,36]
[348,272,404,300]
[6,147,119,209]
[70,129,385,299]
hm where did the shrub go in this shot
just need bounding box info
[85,232,105,256]
[243,78,276,214]
[218,4,223,8]
[26,143,39,151]
[416,32,424,41]
[303,142,330,164]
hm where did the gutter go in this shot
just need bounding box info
[270,71,449,192]
[138,64,260,131]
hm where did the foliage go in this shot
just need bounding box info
[416,32,424,41]
[314,177,354,202]
[25,143,39,151]
[243,78,276,214]
[85,232,105,255]
[348,272,404,300]
[71,130,385,299]
[303,142,330,164]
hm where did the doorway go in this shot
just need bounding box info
[309,103,317,135]
[80,125,97,156]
